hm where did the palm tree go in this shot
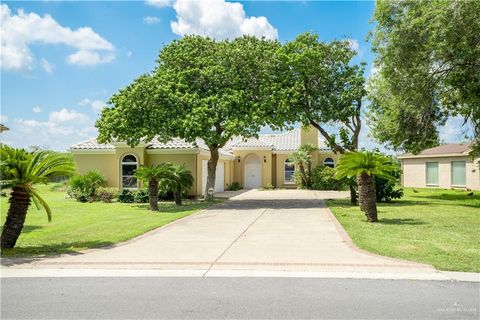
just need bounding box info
[160,164,194,205]
[335,151,399,222]
[134,163,174,211]
[290,143,318,189]
[0,145,75,249]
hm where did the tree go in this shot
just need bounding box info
[0,145,75,249]
[369,0,480,156]
[96,35,278,200]
[160,164,194,206]
[335,151,399,222]
[289,143,317,189]
[271,32,366,203]
[134,163,174,211]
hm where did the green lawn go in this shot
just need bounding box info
[0,184,217,258]
[327,188,480,272]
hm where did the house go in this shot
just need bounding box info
[398,143,480,191]
[70,126,339,195]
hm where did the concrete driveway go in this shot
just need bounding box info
[5,189,439,277]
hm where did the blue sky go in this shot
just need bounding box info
[0,0,467,151]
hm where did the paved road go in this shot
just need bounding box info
[13,190,433,276]
[2,277,478,319]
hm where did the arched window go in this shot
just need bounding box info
[323,157,335,168]
[284,159,295,183]
[121,154,138,189]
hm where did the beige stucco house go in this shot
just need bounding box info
[70,126,338,196]
[398,143,480,191]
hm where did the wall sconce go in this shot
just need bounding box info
[263,156,267,163]
[235,156,241,163]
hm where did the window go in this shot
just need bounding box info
[121,154,138,189]
[323,157,335,168]
[426,162,438,186]
[451,161,466,187]
[284,159,295,183]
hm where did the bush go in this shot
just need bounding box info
[117,189,134,203]
[227,182,241,191]
[96,187,119,203]
[262,183,275,190]
[68,170,107,202]
[310,166,346,191]
[375,177,404,202]
[133,188,149,203]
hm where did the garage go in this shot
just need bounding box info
[202,160,225,194]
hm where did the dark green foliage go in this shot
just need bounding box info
[117,189,134,203]
[133,188,149,203]
[67,170,106,202]
[227,182,241,191]
[158,189,174,201]
[375,177,404,203]
[369,0,480,156]
[95,187,119,203]
[310,166,347,191]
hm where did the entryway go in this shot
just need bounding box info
[244,154,262,189]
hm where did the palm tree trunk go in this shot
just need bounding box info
[349,184,357,206]
[1,187,31,249]
[358,173,378,222]
[174,186,182,206]
[357,175,365,211]
[298,164,308,188]
[148,179,159,211]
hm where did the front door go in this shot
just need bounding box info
[244,154,262,189]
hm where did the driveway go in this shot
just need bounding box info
[6,190,437,276]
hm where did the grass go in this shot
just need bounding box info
[0,184,218,258]
[327,188,480,272]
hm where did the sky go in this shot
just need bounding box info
[0,0,470,152]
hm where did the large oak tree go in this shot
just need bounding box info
[270,32,366,203]
[96,36,278,198]
[368,0,480,156]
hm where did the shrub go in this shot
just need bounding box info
[68,170,106,202]
[133,188,149,203]
[158,189,174,201]
[96,187,119,203]
[375,178,404,202]
[310,166,346,191]
[117,189,134,203]
[227,182,241,191]
[262,183,275,190]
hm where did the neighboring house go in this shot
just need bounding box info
[70,126,338,195]
[0,124,9,133]
[398,143,480,191]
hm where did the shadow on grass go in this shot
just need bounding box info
[378,218,427,225]
[0,240,114,264]
[409,193,480,208]
[20,225,44,233]
[131,201,220,213]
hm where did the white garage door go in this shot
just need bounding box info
[244,154,262,189]
[202,160,225,194]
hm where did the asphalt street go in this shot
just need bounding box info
[1,277,479,319]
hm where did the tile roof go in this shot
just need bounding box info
[70,129,332,154]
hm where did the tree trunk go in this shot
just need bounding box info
[357,175,365,211]
[298,163,309,188]
[204,147,219,201]
[349,184,357,206]
[148,179,159,211]
[1,187,31,249]
[174,186,182,206]
[358,173,378,222]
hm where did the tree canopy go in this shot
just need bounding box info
[96,35,279,196]
[368,0,480,155]
[271,32,366,153]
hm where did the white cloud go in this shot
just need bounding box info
[0,4,115,71]
[170,0,278,40]
[0,115,8,123]
[127,51,133,58]
[49,108,90,124]
[439,115,473,143]
[345,38,359,51]
[146,0,174,8]
[32,106,42,113]
[78,98,106,113]
[2,108,96,150]
[143,16,161,24]
[67,50,115,66]
[40,58,54,73]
